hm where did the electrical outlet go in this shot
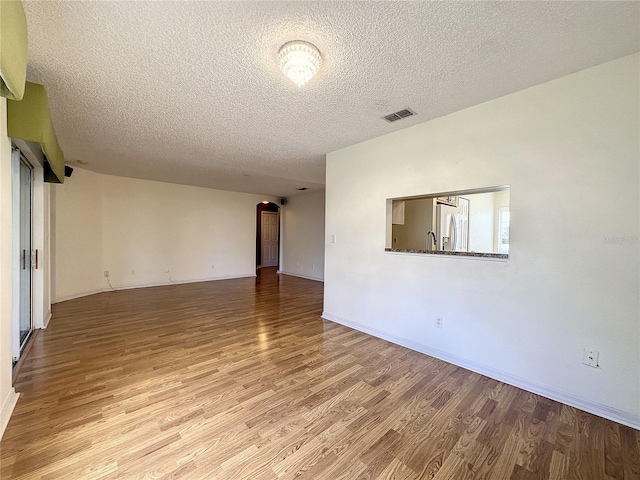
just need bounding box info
[582,348,599,368]
[331,235,336,244]
[435,316,443,328]
[103,271,109,277]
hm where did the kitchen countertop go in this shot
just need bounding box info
[385,248,508,259]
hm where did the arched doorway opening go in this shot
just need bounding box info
[256,202,280,270]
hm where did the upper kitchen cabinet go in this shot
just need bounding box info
[436,195,458,207]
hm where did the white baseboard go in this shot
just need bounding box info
[54,287,105,303]
[41,310,52,328]
[111,274,257,292]
[53,274,257,304]
[33,309,52,330]
[0,388,19,440]
[321,311,640,430]
[277,271,324,282]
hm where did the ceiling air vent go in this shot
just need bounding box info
[382,108,416,123]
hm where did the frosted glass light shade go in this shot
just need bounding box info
[277,41,322,87]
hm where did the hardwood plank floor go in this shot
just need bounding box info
[1,268,638,479]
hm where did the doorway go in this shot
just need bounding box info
[256,202,280,269]
[11,148,34,361]
[261,212,279,267]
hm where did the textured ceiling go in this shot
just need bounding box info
[22,1,640,197]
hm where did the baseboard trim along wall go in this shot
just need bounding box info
[42,311,52,329]
[0,388,19,440]
[321,311,640,430]
[54,288,105,303]
[277,271,324,282]
[53,274,258,304]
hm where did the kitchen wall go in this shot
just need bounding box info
[392,197,434,251]
[281,191,325,281]
[468,192,497,253]
[324,54,640,427]
[53,168,277,302]
[492,190,509,253]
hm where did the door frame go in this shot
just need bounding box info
[10,142,49,363]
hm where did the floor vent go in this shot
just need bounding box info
[382,108,416,123]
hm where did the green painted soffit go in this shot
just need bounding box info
[8,82,65,183]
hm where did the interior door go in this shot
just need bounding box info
[261,211,279,267]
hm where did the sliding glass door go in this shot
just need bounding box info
[12,148,34,360]
[19,155,33,348]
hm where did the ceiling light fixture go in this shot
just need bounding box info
[277,41,322,87]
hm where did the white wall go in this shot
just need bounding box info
[42,183,52,325]
[0,98,19,438]
[324,54,640,427]
[281,191,325,281]
[51,168,103,300]
[53,168,277,302]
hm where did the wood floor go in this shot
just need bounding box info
[1,269,638,479]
